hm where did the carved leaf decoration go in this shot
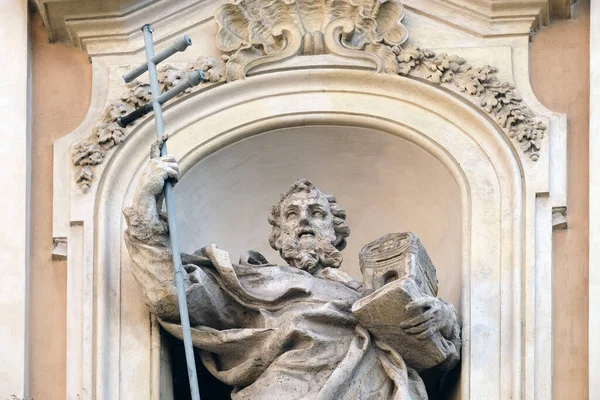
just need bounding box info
[100,102,133,122]
[396,47,546,160]
[365,43,398,73]
[215,0,407,59]
[441,70,454,83]
[73,59,224,192]
[247,1,291,54]
[121,84,151,107]
[426,69,442,84]
[72,142,105,166]
[376,0,408,46]
[217,1,291,55]
[95,123,113,146]
[521,139,541,158]
[75,166,94,193]
[342,19,378,50]
[329,1,375,48]
[298,0,338,33]
[454,72,484,95]
[480,91,499,113]
[216,3,253,52]
[398,60,416,75]
[397,47,424,75]
[419,53,464,84]
[158,65,186,92]
[95,122,127,150]
[193,56,228,82]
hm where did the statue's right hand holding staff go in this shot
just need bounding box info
[132,135,180,233]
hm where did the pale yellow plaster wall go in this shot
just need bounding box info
[28,10,91,400]
[530,1,590,399]
[26,2,591,398]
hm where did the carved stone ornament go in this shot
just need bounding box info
[71,0,547,192]
[72,59,226,192]
[214,0,409,77]
[395,48,547,161]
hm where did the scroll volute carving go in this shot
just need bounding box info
[214,0,409,79]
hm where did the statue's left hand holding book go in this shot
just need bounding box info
[352,232,461,373]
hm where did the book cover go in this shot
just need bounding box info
[352,232,453,371]
[351,277,453,371]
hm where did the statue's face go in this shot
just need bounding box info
[279,190,337,247]
[276,189,340,272]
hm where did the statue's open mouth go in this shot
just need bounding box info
[298,228,314,239]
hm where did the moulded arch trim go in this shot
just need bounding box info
[97,68,531,191]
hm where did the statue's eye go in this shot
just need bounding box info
[286,211,297,219]
[312,210,324,218]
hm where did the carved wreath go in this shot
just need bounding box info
[72,0,546,192]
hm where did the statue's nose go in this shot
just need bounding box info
[299,211,310,225]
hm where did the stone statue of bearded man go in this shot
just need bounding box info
[268,179,350,273]
[123,150,461,400]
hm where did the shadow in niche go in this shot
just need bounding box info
[163,327,461,399]
[163,328,233,399]
[422,362,461,400]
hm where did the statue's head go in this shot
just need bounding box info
[268,179,350,273]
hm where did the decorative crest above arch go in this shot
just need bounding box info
[70,0,547,192]
[214,0,409,78]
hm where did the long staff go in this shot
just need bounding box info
[122,24,203,400]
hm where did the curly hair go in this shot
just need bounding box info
[268,179,351,252]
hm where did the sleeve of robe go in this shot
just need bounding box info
[122,206,246,330]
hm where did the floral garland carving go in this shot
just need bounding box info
[73,49,546,192]
[72,57,226,192]
[72,0,546,192]
[394,47,546,161]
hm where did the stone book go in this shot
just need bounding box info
[351,232,451,371]
[351,277,452,371]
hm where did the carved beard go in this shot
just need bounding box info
[277,229,343,273]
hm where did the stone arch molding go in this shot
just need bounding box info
[70,0,549,194]
[52,0,567,399]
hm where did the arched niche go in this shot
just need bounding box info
[175,125,463,309]
[63,68,552,400]
[171,123,464,398]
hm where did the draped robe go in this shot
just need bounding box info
[123,209,457,399]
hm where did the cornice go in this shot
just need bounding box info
[402,0,548,36]
[34,0,570,52]
[38,0,217,55]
